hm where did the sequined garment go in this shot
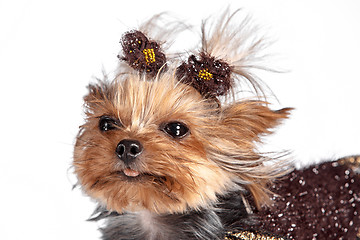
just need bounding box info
[254,156,360,239]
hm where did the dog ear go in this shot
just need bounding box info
[221,101,292,143]
[83,81,115,116]
[218,101,292,207]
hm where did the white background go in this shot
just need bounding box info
[1,0,359,239]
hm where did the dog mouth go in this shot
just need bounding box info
[115,169,167,184]
[123,168,140,177]
[115,168,154,181]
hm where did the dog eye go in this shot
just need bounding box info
[99,116,120,132]
[162,122,189,139]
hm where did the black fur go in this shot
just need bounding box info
[90,191,253,240]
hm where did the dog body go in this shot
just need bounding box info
[73,10,360,239]
[73,11,293,240]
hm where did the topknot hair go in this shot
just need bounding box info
[176,9,269,100]
[117,9,270,102]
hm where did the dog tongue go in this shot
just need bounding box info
[123,168,140,177]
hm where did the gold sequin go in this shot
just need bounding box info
[198,68,213,81]
[142,48,155,65]
[226,230,284,240]
[339,156,360,165]
[338,155,360,173]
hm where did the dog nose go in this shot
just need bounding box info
[116,139,143,164]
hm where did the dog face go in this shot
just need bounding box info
[73,73,290,214]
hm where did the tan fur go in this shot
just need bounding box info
[139,13,189,49]
[74,73,291,214]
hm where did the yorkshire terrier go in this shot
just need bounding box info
[73,10,307,240]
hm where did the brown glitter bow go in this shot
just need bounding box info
[119,30,167,75]
[176,52,232,98]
